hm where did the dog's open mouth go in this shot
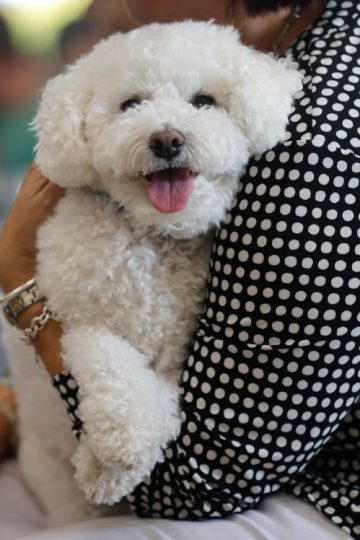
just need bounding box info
[145,168,198,213]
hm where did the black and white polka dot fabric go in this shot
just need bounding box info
[53,371,83,439]
[128,1,360,537]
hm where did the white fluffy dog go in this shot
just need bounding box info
[4,21,301,525]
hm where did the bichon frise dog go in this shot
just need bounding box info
[4,21,301,525]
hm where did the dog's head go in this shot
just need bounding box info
[35,21,301,238]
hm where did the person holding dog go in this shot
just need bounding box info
[1,0,360,537]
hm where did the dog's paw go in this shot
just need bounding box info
[72,443,146,505]
[88,427,161,471]
[72,443,119,505]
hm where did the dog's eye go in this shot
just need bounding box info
[120,98,141,111]
[191,94,216,109]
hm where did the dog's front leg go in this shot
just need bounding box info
[61,326,181,504]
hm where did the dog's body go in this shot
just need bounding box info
[6,191,211,524]
[4,21,301,525]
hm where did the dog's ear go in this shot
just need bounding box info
[34,55,95,188]
[231,46,303,155]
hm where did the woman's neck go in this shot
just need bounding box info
[126,0,229,26]
[126,0,328,53]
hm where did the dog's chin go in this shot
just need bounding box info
[119,170,203,239]
[104,169,239,240]
[127,200,215,240]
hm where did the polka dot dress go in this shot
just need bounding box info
[53,371,83,439]
[128,1,360,537]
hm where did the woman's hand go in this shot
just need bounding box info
[0,162,64,293]
[0,163,65,377]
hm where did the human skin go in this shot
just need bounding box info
[0,0,327,379]
[0,383,16,458]
[0,163,64,376]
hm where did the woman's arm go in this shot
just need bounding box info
[0,383,16,458]
[0,163,65,376]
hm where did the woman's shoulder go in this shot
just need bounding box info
[284,0,359,154]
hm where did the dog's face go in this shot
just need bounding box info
[35,22,301,238]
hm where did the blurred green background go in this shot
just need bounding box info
[0,0,93,224]
[1,0,92,55]
[0,0,127,373]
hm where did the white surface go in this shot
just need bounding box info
[0,460,350,540]
[0,460,44,540]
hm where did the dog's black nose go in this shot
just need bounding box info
[149,129,185,160]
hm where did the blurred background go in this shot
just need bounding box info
[0,0,131,374]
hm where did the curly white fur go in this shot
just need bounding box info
[4,21,302,524]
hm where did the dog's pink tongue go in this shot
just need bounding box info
[148,168,196,213]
